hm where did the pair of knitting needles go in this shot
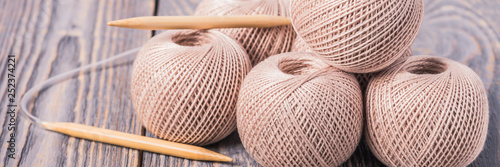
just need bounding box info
[38,15,291,162]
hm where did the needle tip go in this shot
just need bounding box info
[220,156,233,162]
[107,19,141,29]
[107,21,116,26]
[206,151,233,162]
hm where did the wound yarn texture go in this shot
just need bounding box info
[131,30,251,146]
[366,55,489,166]
[194,0,296,66]
[290,0,424,73]
[355,49,413,93]
[291,36,313,53]
[237,52,363,167]
[291,36,413,93]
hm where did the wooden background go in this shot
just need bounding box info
[0,0,498,166]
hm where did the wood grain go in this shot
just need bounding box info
[0,0,154,166]
[0,0,498,166]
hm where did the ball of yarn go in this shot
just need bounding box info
[131,30,252,146]
[194,0,296,66]
[290,0,424,73]
[237,52,363,167]
[366,55,489,166]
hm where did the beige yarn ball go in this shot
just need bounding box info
[194,0,296,66]
[291,0,424,73]
[366,55,489,166]
[131,30,252,146]
[237,52,363,167]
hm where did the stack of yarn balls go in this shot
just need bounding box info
[130,0,489,166]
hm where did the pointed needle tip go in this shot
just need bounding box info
[107,21,116,26]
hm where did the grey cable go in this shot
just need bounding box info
[20,48,141,125]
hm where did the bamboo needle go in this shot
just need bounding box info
[41,122,233,162]
[107,15,292,30]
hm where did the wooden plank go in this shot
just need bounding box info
[156,0,201,16]
[0,0,154,166]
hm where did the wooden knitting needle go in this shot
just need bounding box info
[107,15,291,30]
[41,122,233,162]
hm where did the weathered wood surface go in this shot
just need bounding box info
[0,0,498,166]
[0,0,154,166]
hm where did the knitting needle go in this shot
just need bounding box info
[41,122,233,162]
[107,15,291,30]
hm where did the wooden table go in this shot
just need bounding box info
[0,0,498,166]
